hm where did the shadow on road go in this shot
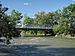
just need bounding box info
[0,44,75,56]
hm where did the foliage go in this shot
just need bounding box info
[0,3,22,39]
[0,3,9,37]
[53,4,75,36]
[35,11,46,25]
[34,11,54,25]
[8,9,23,27]
[23,16,33,25]
[8,9,23,37]
[23,4,75,36]
[0,2,75,38]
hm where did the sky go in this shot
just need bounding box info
[0,0,75,18]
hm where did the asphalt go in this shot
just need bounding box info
[0,37,75,56]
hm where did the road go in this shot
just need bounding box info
[0,37,75,56]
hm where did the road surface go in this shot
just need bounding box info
[0,37,75,56]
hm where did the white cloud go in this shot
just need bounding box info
[24,3,29,6]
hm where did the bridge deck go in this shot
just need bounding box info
[16,27,52,30]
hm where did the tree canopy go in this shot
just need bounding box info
[0,2,75,38]
[23,4,75,36]
[53,4,75,36]
[0,3,22,38]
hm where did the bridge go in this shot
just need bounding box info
[16,24,55,36]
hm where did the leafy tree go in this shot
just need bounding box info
[0,3,12,44]
[46,12,55,25]
[35,11,54,26]
[8,9,23,37]
[34,11,47,25]
[0,3,22,44]
[53,4,75,36]
[9,9,23,27]
[23,16,33,25]
[0,3,9,36]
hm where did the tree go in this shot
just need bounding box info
[0,3,22,44]
[53,4,75,36]
[0,3,12,44]
[9,9,23,27]
[34,11,47,25]
[0,3,9,36]
[8,9,23,37]
[46,12,55,25]
[23,16,33,25]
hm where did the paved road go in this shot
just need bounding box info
[0,37,75,56]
